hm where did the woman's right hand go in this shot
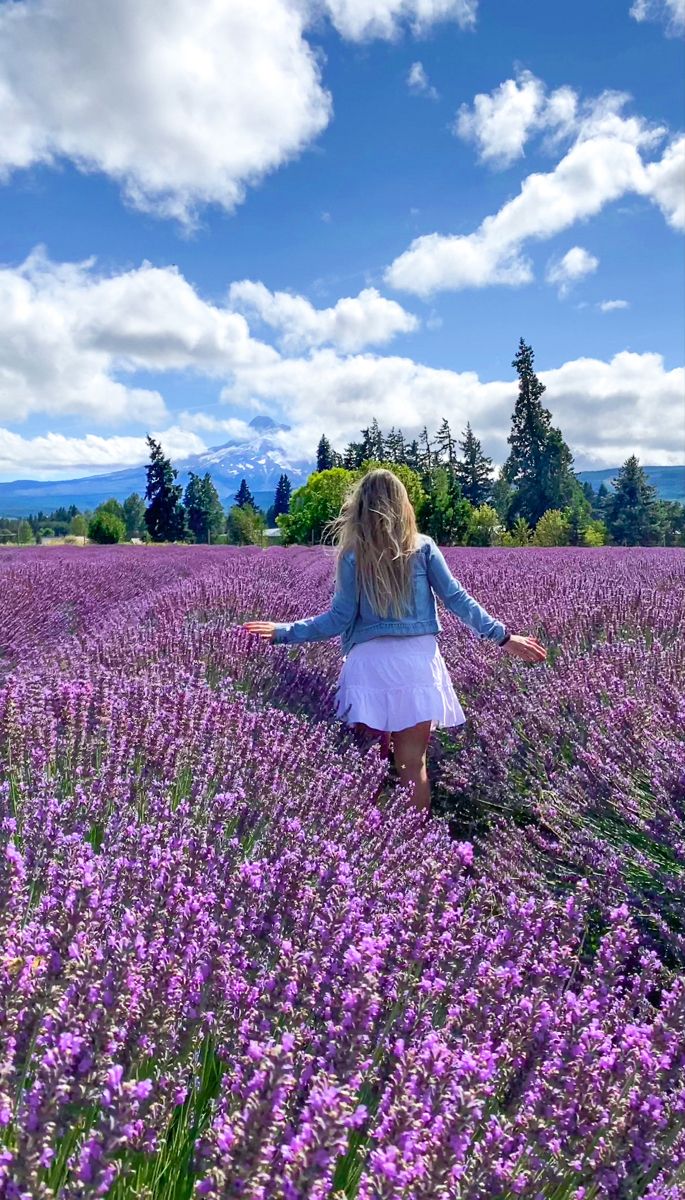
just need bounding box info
[503,634,547,663]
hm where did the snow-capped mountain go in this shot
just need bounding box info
[0,417,316,517]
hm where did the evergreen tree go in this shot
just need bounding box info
[419,427,434,473]
[144,436,186,542]
[226,505,266,546]
[317,435,334,473]
[490,471,515,526]
[384,427,407,464]
[273,474,292,519]
[360,419,384,462]
[424,468,472,545]
[343,441,365,470]
[122,493,146,539]
[454,422,494,506]
[405,439,421,473]
[434,418,456,468]
[184,472,224,543]
[503,339,577,526]
[605,456,661,546]
[234,478,256,509]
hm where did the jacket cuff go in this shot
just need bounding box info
[272,624,291,644]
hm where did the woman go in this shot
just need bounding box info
[244,469,546,813]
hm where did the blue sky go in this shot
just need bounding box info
[0,0,683,480]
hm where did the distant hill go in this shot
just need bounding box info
[0,417,316,517]
[576,465,685,504]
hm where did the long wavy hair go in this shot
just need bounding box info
[327,469,419,618]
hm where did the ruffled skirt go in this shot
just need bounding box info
[335,634,466,733]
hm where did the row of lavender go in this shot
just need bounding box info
[1,545,684,1199]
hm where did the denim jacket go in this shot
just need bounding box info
[272,535,507,655]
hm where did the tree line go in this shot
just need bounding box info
[283,338,683,548]
[2,444,292,547]
[3,338,680,549]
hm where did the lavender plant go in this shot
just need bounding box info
[0,545,683,1198]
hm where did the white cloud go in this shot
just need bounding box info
[0,0,331,224]
[0,426,207,477]
[0,0,480,223]
[0,249,277,425]
[630,0,685,35]
[386,93,680,295]
[321,0,478,41]
[642,135,685,229]
[599,299,630,311]
[221,347,684,470]
[228,282,418,352]
[546,246,599,296]
[454,71,577,168]
[407,61,439,99]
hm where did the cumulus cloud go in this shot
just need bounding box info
[221,347,684,470]
[599,299,630,311]
[321,0,478,40]
[0,427,207,477]
[0,0,480,222]
[407,62,439,99]
[0,249,277,425]
[630,0,685,35]
[454,70,577,168]
[0,0,331,224]
[546,246,599,296]
[386,91,681,295]
[228,282,418,352]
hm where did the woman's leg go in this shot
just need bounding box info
[391,721,432,814]
[353,723,392,759]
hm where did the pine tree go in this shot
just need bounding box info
[605,456,661,545]
[144,436,186,542]
[360,419,384,463]
[419,427,434,473]
[384,427,407,464]
[454,422,494,506]
[273,474,292,519]
[503,339,577,526]
[405,440,421,473]
[424,468,472,546]
[317,435,334,473]
[234,478,256,509]
[434,419,456,468]
[343,441,365,469]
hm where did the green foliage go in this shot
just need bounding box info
[98,498,126,522]
[226,504,265,546]
[17,520,35,545]
[503,339,578,526]
[454,422,494,507]
[69,514,88,540]
[605,455,662,546]
[423,467,472,545]
[582,520,608,547]
[273,474,292,520]
[533,508,571,547]
[316,435,334,472]
[122,493,146,539]
[465,503,500,547]
[655,500,685,547]
[277,468,355,545]
[234,478,256,510]
[499,515,534,546]
[184,473,224,544]
[489,471,515,526]
[145,436,186,543]
[88,510,126,544]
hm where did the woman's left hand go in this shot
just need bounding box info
[243,621,277,642]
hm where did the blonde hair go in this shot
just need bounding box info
[327,469,419,618]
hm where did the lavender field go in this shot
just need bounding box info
[1,544,684,1200]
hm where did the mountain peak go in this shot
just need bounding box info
[248,415,288,433]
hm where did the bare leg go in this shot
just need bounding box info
[391,721,432,815]
[353,722,392,758]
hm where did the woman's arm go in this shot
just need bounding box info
[244,553,357,645]
[425,538,506,642]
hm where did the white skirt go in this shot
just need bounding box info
[335,634,466,733]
